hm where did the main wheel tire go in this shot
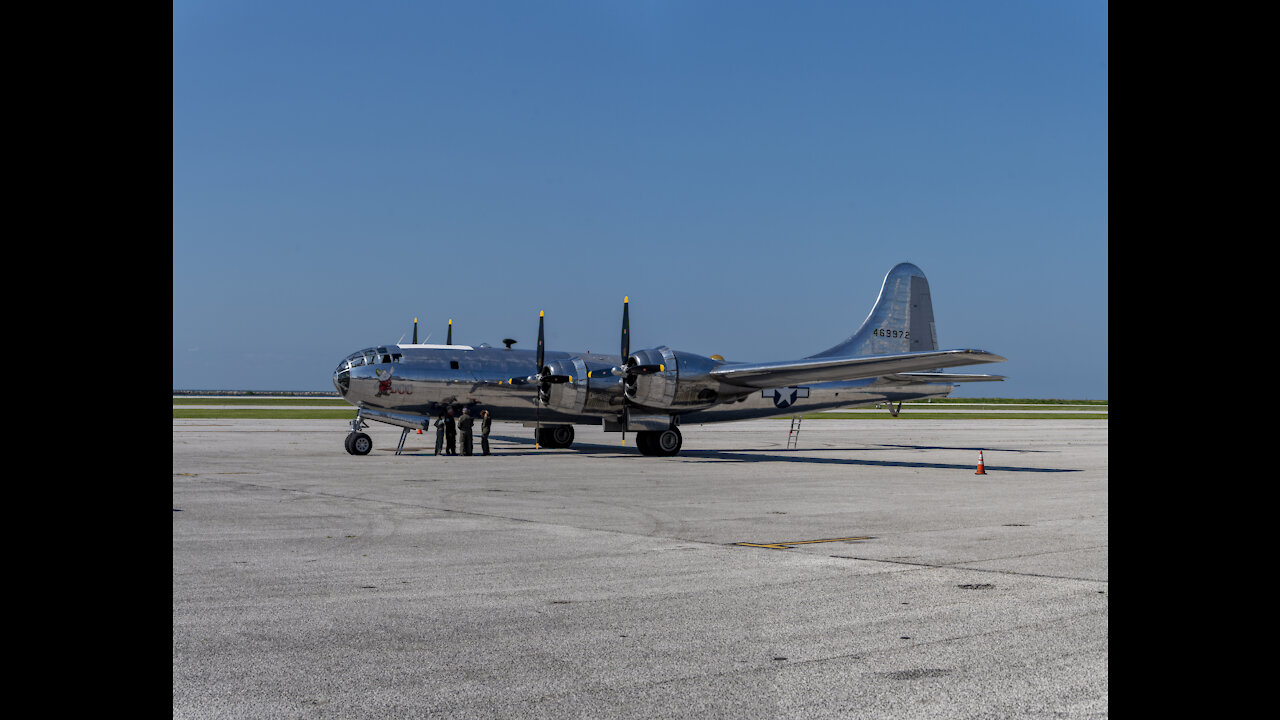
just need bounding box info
[537,426,575,448]
[634,431,651,455]
[654,427,682,456]
[551,425,575,448]
[349,432,373,455]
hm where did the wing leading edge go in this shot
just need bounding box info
[708,349,1007,389]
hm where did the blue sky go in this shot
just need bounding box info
[173,1,1107,399]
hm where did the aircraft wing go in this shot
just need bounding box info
[882,372,1006,383]
[709,349,1007,389]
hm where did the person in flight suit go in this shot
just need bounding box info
[433,412,446,456]
[480,409,492,456]
[457,407,475,456]
[445,408,457,455]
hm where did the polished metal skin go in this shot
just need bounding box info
[332,263,1007,454]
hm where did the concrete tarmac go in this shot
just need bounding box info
[173,418,1108,719]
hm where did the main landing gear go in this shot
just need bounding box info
[535,425,575,449]
[635,426,682,456]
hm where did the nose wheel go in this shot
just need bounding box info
[345,414,372,455]
[345,432,373,455]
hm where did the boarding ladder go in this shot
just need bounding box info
[786,416,802,450]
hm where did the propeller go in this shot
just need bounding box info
[398,317,419,345]
[611,295,669,446]
[535,311,543,446]
[447,318,452,345]
[617,297,662,375]
[505,310,572,383]
[619,297,631,446]
[536,311,573,393]
[503,311,553,445]
[537,311,545,375]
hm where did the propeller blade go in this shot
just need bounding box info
[412,317,418,344]
[621,296,630,361]
[537,311,545,375]
[447,319,452,345]
[535,310,544,448]
[620,296,631,448]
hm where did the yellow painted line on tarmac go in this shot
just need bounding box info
[733,536,873,550]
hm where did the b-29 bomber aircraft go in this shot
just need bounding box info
[332,263,1006,456]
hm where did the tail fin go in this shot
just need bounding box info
[809,262,938,358]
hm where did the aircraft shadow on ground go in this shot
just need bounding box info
[386,434,1079,472]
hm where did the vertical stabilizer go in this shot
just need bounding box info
[809,263,938,358]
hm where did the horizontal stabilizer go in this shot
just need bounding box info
[710,349,1007,389]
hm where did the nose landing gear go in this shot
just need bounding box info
[345,414,372,455]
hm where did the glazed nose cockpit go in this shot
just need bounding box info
[333,346,402,396]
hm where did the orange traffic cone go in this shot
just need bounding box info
[975,450,987,475]
[417,429,423,434]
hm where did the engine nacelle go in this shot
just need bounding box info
[539,357,626,415]
[624,346,725,411]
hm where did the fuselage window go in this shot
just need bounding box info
[450,360,460,370]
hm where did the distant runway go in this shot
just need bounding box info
[173,418,1108,718]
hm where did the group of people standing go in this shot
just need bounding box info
[433,407,492,456]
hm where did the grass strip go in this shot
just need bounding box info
[173,409,358,419]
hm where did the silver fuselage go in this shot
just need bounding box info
[333,344,953,429]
